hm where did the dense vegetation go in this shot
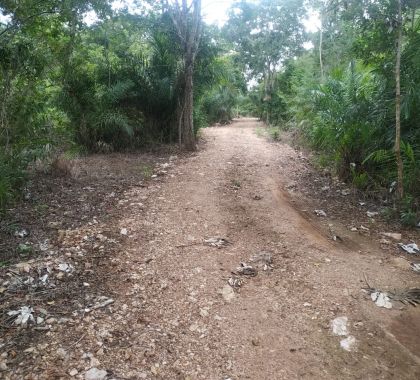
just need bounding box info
[1,0,419,224]
[0,0,246,208]
[225,0,419,224]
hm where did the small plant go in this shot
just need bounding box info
[18,243,33,256]
[255,127,265,137]
[35,204,49,216]
[232,179,241,188]
[401,210,417,226]
[381,206,397,221]
[268,127,281,141]
[0,152,26,210]
[141,165,153,179]
[0,176,13,210]
[352,172,369,190]
[315,154,331,169]
[400,195,418,227]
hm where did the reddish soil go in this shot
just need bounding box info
[1,119,420,379]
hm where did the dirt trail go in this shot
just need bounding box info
[2,119,420,379]
[104,119,419,379]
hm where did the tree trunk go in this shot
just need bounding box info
[263,66,273,124]
[412,7,416,31]
[395,0,404,201]
[181,64,196,150]
[177,98,183,149]
[167,0,201,151]
[319,13,324,81]
[0,72,11,152]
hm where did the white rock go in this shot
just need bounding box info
[0,361,8,371]
[58,263,73,273]
[36,317,44,325]
[85,368,107,380]
[340,336,357,351]
[381,232,402,241]
[120,228,128,236]
[189,323,199,332]
[220,285,235,302]
[56,348,68,359]
[371,292,392,309]
[69,368,78,376]
[331,316,348,336]
[90,356,100,367]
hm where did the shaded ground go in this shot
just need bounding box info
[1,119,420,379]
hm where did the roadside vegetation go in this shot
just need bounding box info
[0,0,246,209]
[1,0,419,225]
[225,0,419,225]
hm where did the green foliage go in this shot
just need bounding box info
[196,52,247,126]
[141,165,153,180]
[4,0,416,222]
[0,151,27,210]
[351,172,369,190]
[268,127,281,141]
[225,0,305,78]
[0,2,243,208]
[400,195,418,226]
[243,0,420,214]
[294,61,382,180]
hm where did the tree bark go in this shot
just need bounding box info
[181,64,195,150]
[319,13,324,81]
[395,0,404,201]
[0,72,11,152]
[167,0,202,151]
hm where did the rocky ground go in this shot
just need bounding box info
[1,118,419,379]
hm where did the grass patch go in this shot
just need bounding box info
[255,127,265,137]
[267,127,281,141]
[141,165,153,179]
[231,179,241,188]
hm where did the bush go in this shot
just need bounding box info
[268,127,281,141]
[0,152,27,210]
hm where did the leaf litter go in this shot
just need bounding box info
[398,243,419,255]
[204,237,231,248]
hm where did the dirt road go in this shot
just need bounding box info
[2,119,420,379]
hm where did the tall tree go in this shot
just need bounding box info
[165,0,202,151]
[395,0,403,200]
[225,0,305,123]
[347,0,419,200]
